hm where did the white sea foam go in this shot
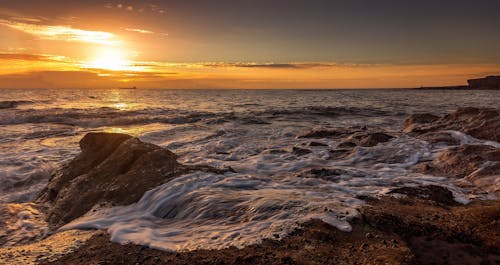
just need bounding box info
[62,124,471,251]
[1,88,499,250]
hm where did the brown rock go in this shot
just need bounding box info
[41,219,414,265]
[361,193,500,264]
[413,144,499,193]
[404,107,500,142]
[308,141,328,147]
[37,132,180,226]
[337,141,357,148]
[292,147,312,156]
[403,113,440,133]
[388,185,457,206]
[299,129,352,138]
[347,132,394,147]
[418,131,461,145]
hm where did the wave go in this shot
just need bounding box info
[0,107,216,127]
[0,100,34,109]
[0,105,404,129]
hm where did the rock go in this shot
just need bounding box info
[404,108,500,142]
[413,144,499,193]
[337,141,357,148]
[328,149,354,160]
[388,185,457,205]
[296,168,365,182]
[467,75,500,90]
[361,194,500,263]
[403,113,440,133]
[37,132,181,226]
[292,147,312,156]
[40,219,414,265]
[299,129,351,138]
[418,131,460,145]
[308,141,328,147]
[347,132,394,147]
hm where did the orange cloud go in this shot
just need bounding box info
[124,28,154,34]
[1,52,499,89]
[0,19,120,45]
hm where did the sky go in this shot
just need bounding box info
[1,0,499,89]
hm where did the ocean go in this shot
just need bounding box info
[1,88,499,251]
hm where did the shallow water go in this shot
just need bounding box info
[1,88,499,250]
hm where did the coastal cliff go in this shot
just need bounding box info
[468,76,500,90]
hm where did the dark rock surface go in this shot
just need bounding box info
[404,107,500,142]
[292,147,312,156]
[403,113,440,133]
[42,219,414,265]
[298,128,354,139]
[42,185,500,265]
[362,189,500,265]
[468,75,500,90]
[308,141,328,147]
[388,185,457,206]
[37,133,181,226]
[348,132,394,147]
[413,144,500,193]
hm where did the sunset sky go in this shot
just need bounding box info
[1,0,499,89]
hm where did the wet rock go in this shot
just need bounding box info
[328,149,354,160]
[346,132,394,147]
[299,129,351,138]
[41,219,414,265]
[388,185,457,205]
[404,107,500,142]
[292,147,312,156]
[413,144,499,193]
[297,168,366,182]
[308,141,328,147]
[337,141,357,148]
[418,131,461,145]
[361,194,500,264]
[37,132,181,226]
[403,113,440,133]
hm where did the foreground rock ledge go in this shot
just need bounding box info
[37,132,182,226]
[41,185,499,265]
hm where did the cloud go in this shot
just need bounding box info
[0,53,66,62]
[125,28,154,34]
[0,19,120,45]
[202,62,338,69]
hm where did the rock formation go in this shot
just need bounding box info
[404,107,499,142]
[468,75,500,90]
[37,132,181,226]
[413,144,499,194]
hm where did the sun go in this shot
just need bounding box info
[85,48,132,71]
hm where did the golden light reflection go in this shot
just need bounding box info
[112,102,130,110]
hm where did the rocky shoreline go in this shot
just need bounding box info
[1,107,499,265]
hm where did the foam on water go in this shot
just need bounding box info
[62,125,471,251]
[1,88,499,249]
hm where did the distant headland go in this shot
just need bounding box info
[417,75,500,90]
